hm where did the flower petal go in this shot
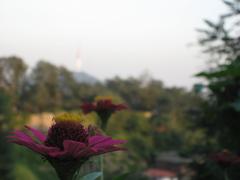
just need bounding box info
[47,140,87,158]
[91,146,127,156]
[8,130,60,156]
[88,135,112,147]
[80,103,96,114]
[25,125,46,142]
[9,134,45,154]
[36,144,60,155]
[63,140,87,158]
[93,139,126,148]
[87,135,127,156]
[9,130,35,143]
[114,104,128,111]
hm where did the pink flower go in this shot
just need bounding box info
[81,99,127,129]
[81,99,127,114]
[210,150,240,168]
[8,120,126,180]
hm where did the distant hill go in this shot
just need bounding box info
[72,71,99,84]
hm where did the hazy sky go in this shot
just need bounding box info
[0,0,227,87]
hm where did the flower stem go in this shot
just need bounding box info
[58,174,73,180]
[47,157,86,180]
[100,155,104,180]
[55,169,75,180]
[224,169,230,180]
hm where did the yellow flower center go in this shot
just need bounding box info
[53,113,83,123]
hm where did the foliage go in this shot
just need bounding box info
[192,0,240,179]
[14,163,38,180]
[196,0,240,149]
[0,90,14,180]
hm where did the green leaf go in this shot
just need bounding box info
[80,172,102,180]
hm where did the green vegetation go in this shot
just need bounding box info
[190,0,240,179]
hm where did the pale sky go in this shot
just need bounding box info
[0,0,227,87]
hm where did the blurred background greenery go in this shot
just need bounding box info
[1,0,240,180]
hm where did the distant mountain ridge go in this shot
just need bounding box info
[72,71,99,84]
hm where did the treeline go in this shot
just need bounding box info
[0,56,200,114]
[0,57,104,112]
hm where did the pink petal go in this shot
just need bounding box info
[88,135,112,147]
[9,137,46,155]
[10,131,35,143]
[93,139,126,148]
[87,135,127,156]
[91,146,127,156]
[81,103,96,114]
[8,130,60,156]
[115,104,128,111]
[48,140,87,159]
[63,140,87,158]
[25,126,46,142]
[75,146,97,158]
[36,144,60,155]
[89,135,126,149]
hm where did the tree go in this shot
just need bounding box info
[22,61,60,112]
[196,0,240,150]
[106,76,164,110]
[0,56,27,110]
[197,0,240,62]
[192,1,240,179]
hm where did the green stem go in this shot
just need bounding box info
[58,174,74,180]
[224,169,230,180]
[100,155,104,180]
[73,169,81,180]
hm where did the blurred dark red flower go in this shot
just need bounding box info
[8,117,126,180]
[210,150,240,168]
[81,99,127,114]
[81,99,127,129]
